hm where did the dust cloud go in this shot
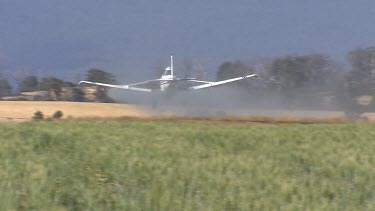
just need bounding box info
[108,86,346,119]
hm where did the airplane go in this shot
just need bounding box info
[78,55,259,92]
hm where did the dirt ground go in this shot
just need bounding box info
[1,101,375,123]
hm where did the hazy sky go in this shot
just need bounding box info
[1,0,375,81]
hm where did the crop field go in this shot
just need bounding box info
[0,120,374,210]
[0,101,150,121]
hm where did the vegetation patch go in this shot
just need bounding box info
[0,121,374,210]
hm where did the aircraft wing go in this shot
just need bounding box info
[78,80,153,92]
[188,74,258,90]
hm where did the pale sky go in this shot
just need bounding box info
[1,0,375,81]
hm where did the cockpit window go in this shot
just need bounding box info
[164,67,172,75]
[164,70,171,75]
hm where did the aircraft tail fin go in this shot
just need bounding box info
[170,54,173,78]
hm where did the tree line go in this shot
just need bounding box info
[1,47,375,114]
[215,47,375,115]
[0,69,116,102]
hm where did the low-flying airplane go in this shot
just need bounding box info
[78,55,258,92]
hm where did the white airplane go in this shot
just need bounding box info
[78,55,258,92]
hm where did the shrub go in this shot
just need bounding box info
[32,111,44,121]
[52,110,63,119]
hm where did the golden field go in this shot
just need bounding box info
[1,101,375,123]
[0,101,150,121]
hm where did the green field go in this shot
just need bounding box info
[0,121,374,210]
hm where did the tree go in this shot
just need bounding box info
[347,47,375,96]
[18,76,39,92]
[182,59,193,78]
[348,47,375,81]
[85,69,116,102]
[0,79,12,97]
[86,68,115,84]
[268,54,334,106]
[38,77,64,100]
[337,47,375,118]
[193,58,208,80]
[71,87,85,102]
[217,61,254,81]
[305,54,334,87]
[216,61,255,89]
[269,54,332,89]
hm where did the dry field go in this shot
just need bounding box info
[0,101,150,121]
[1,101,375,123]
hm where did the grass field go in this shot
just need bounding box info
[0,120,374,210]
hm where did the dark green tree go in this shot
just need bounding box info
[269,54,332,89]
[38,77,64,100]
[71,87,85,102]
[348,47,375,81]
[0,79,12,97]
[268,54,334,106]
[337,47,375,118]
[217,61,254,81]
[86,69,116,84]
[347,47,375,96]
[85,69,116,102]
[63,81,76,87]
[305,54,334,87]
[18,76,39,92]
